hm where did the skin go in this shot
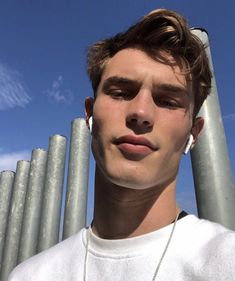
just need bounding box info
[85,48,204,239]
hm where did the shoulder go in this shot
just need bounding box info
[8,229,86,281]
[175,215,235,279]
[188,215,235,239]
[178,214,235,246]
[194,217,235,256]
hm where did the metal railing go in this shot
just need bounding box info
[0,118,90,281]
[191,29,235,229]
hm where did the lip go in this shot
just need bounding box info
[114,135,157,156]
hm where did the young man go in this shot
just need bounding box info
[9,9,235,281]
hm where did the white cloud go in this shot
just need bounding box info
[223,113,235,121]
[0,63,31,110]
[0,150,31,172]
[46,75,74,104]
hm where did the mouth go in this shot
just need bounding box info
[114,135,157,156]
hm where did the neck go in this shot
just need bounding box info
[92,168,180,239]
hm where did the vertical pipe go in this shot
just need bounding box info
[191,29,235,229]
[63,118,90,240]
[0,171,15,270]
[37,135,67,252]
[0,161,30,281]
[17,149,47,263]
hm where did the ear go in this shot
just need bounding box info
[191,117,204,148]
[85,97,94,126]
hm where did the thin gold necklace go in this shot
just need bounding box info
[84,212,179,281]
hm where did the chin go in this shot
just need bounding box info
[103,163,178,191]
[95,149,179,191]
[106,171,162,190]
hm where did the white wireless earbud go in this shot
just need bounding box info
[184,134,194,155]
[88,116,93,134]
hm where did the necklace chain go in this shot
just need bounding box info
[151,212,179,280]
[84,212,179,281]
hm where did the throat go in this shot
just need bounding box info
[92,178,179,239]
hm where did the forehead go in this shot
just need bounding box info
[99,48,191,92]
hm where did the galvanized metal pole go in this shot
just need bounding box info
[63,118,90,240]
[0,171,15,269]
[191,29,235,229]
[17,149,47,263]
[37,135,67,252]
[0,161,30,281]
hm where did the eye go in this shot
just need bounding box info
[110,89,126,98]
[156,97,179,109]
[106,88,133,100]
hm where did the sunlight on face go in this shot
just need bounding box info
[88,49,195,190]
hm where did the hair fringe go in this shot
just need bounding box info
[87,9,212,115]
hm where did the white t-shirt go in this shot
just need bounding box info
[8,215,235,280]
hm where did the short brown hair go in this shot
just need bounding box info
[87,9,212,115]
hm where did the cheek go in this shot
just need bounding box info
[93,97,126,130]
[158,112,192,151]
[92,99,108,133]
[93,96,114,119]
[92,99,117,149]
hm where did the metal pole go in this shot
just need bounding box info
[37,135,67,252]
[17,149,47,263]
[191,29,235,229]
[63,118,90,240]
[0,161,30,281]
[0,171,14,270]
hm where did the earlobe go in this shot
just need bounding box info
[184,134,194,155]
[85,97,94,127]
[191,117,204,144]
[88,116,93,134]
[183,117,204,155]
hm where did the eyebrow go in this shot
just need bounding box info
[101,76,141,91]
[155,84,189,96]
[101,76,189,96]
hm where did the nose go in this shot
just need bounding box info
[126,90,155,131]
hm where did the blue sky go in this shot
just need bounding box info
[0,1,234,221]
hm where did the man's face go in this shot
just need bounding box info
[86,48,202,190]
